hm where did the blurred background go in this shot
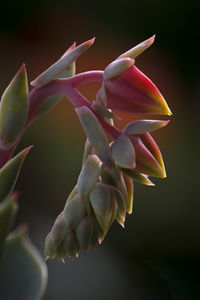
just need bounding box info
[1,0,200,299]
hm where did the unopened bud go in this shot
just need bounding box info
[63,195,85,231]
[77,154,101,199]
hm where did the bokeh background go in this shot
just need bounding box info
[1,0,200,299]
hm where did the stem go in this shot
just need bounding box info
[69,71,103,87]
[0,70,118,168]
[28,70,103,122]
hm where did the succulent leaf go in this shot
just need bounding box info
[31,38,94,88]
[0,146,32,202]
[75,106,113,168]
[0,65,29,150]
[0,192,18,256]
[0,227,48,300]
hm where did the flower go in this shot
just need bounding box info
[99,57,172,116]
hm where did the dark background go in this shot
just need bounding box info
[1,0,200,299]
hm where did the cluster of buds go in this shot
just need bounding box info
[0,35,172,262]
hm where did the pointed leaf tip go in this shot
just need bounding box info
[31,38,94,88]
[0,65,29,150]
[0,147,32,202]
[118,35,156,59]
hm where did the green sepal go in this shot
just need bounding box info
[123,119,169,135]
[0,65,29,150]
[111,134,136,169]
[0,146,32,203]
[103,58,134,80]
[118,35,155,59]
[120,167,154,186]
[0,226,48,300]
[77,154,101,199]
[75,106,113,168]
[0,192,18,256]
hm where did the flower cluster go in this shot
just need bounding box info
[0,35,171,261]
[43,36,172,260]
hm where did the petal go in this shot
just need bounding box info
[131,136,165,177]
[139,132,166,177]
[121,65,172,116]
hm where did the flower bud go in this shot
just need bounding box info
[76,216,94,252]
[111,134,136,169]
[107,185,126,227]
[64,231,79,259]
[51,212,67,249]
[77,154,101,199]
[130,136,165,178]
[63,194,85,231]
[44,232,56,260]
[90,183,113,232]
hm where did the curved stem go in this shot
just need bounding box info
[68,70,103,87]
[0,70,117,168]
